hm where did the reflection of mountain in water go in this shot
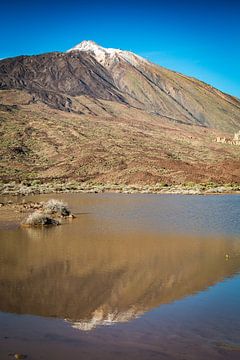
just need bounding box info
[0,220,240,330]
[68,307,143,331]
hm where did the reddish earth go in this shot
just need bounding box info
[0,43,240,185]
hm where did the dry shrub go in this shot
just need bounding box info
[43,199,71,217]
[23,211,60,226]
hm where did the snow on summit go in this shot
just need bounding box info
[67,40,147,66]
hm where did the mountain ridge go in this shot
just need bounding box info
[0,41,240,184]
[1,41,240,131]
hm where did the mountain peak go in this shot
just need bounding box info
[67,40,147,66]
[67,40,124,57]
[69,40,101,52]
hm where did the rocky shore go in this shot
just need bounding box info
[0,198,74,228]
[0,181,240,197]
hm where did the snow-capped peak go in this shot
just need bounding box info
[68,40,102,52]
[64,306,143,331]
[67,40,147,67]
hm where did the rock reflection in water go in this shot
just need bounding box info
[0,218,240,331]
[70,306,143,331]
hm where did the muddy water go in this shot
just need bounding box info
[0,194,240,359]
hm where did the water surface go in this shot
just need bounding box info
[0,194,240,359]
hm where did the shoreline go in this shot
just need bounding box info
[0,181,240,197]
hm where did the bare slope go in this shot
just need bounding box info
[0,51,125,110]
[69,41,240,132]
[0,90,240,184]
[1,41,240,132]
[0,41,240,184]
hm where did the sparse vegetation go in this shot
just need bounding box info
[43,199,71,217]
[0,90,240,187]
[19,199,74,227]
[1,181,238,197]
[23,211,60,226]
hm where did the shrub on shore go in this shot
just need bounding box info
[23,211,60,226]
[21,199,74,227]
[43,199,71,217]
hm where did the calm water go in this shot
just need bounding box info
[0,193,240,359]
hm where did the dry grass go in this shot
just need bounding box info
[23,211,60,226]
[21,199,73,227]
[0,90,240,185]
[43,199,71,216]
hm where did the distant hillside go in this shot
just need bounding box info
[0,41,240,184]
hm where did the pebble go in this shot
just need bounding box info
[14,354,27,359]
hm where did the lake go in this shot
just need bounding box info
[0,193,240,359]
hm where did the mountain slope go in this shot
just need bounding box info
[0,41,240,185]
[0,89,240,184]
[1,41,240,131]
[0,51,126,111]
[68,41,240,132]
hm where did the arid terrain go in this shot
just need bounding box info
[0,41,240,190]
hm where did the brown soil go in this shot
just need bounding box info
[0,90,240,185]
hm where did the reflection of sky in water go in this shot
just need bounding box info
[0,194,240,359]
[135,273,240,349]
[0,273,240,360]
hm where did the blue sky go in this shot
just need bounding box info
[1,0,240,97]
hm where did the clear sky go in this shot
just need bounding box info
[1,0,240,98]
